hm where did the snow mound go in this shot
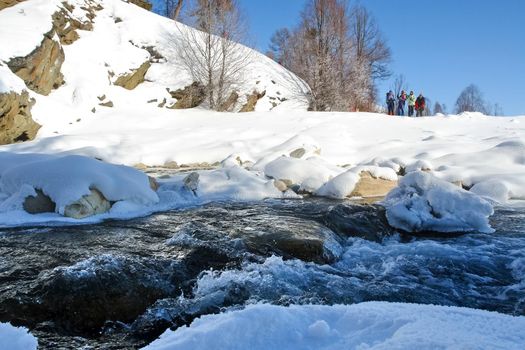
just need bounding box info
[315,170,360,199]
[143,302,525,350]
[0,153,158,213]
[0,323,38,350]
[264,156,343,192]
[384,171,494,233]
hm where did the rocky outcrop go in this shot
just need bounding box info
[52,3,98,45]
[128,0,152,11]
[350,171,398,198]
[168,82,206,109]
[239,90,266,112]
[63,189,111,219]
[0,90,39,144]
[114,61,151,90]
[7,31,65,95]
[217,91,239,112]
[0,0,25,11]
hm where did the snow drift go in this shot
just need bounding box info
[143,302,525,350]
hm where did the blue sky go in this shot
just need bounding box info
[152,0,525,115]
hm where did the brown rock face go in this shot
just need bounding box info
[0,90,40,145]
[168,82,206,109]
[239,90,266,112]
[7,31,65,96]
[128,0,152,11]
[217,91,239,112]
[0,0,25,11]
[114,61,151,90]
[350,171,398,198]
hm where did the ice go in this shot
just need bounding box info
[143,302,525,350]
[384,171,494,233]
[0,323,37,350]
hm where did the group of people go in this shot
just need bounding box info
[386,90,426,117]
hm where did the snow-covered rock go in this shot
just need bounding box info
[143,302,525,350]
[0,322,38,350]
[0,153,158,215]
[384,171,494,233]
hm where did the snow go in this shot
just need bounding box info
[384,171,494,233]
[0,64,26,93]
[143,302,525,350]
[315,170,360,199]
[0,323,38,350]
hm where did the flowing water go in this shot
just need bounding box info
[0,200,524,349]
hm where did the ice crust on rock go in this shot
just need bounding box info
[384,171,494,233]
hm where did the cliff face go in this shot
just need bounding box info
[0,90,39,145]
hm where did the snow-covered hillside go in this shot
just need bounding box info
[0,0,308,141]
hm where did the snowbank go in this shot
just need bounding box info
[143,302,525,350]
[384,171,494,233]
[0,153,158,213]
[0,323,38,350]
[0,64,26,93]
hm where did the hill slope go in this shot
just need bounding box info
[0,0,309,144]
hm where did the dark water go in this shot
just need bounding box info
[0,200,524,349]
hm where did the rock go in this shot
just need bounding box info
[237,217,343,264]
[148,176,159,192]
[133,163,148,170]
[350,171,398,198]
[97,94,106,101]
[324,203,395,241]
[7,31,65,95]
[63,189,111,219]
[273,180,288,192]
[0,90,40,145]
[239,90,266,112]
[128,0,152,11]
[289,148,306,159]
[98,101,114,107]
[168,82,206,109]
[0,0,25,11]
[157,98,167,108]
[217,91,239,112]
[114,61,151,90]
[23,189,56,214]
[183,172,199,194]
[163,161,179,169]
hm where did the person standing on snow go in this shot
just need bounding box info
[415,93,426,117]
[407,91,416,117]
[386,90,396,115]
[397,90,407,116]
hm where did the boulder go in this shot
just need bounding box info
[163,161,179,169]
[114,61,151,90]
[289,148,306,159]
[350,171,398,198]
[0,90,40,144]
[239,90,266,112]
[273,180,288,192]
[148,176,159,192]
[168,82,206,109]
[7,31,65,95]
[23,189,56,214]
[324,204,395,241]
[183,172,199,194]
[63,189,111,219]
[98,101,114,107]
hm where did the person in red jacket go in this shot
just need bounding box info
[415,93,426,117]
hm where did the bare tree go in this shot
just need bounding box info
[455,84,489,114]
[434,101,445,115]
[268,28,291,66]
[391,74,407,97]
[175,0,251,110]
[349,5,391,81]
